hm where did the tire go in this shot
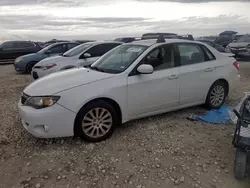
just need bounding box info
[26,61,37,74]
[74,100,118,142]
[234,148,247,180]
[205,80,228,109]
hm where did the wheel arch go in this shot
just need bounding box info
[73,97,122,136]
[26,61,38,73]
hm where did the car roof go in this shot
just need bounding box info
[196,39,213,42]
[84,41,123,45]
[130,39,202,47]
[3,40,35,43]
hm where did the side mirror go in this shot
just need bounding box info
[137,64,153,74]
[45,49,52,54]
[83,53,91,58]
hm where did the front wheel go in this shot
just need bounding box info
[234,148,247,180]
[74,100,118,142]
[205,81,228,109]
[26,61,37,74]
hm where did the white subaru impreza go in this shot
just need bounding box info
[18,38,240,142]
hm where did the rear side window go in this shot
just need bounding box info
[201,45,216,61]
[17,42,35,48]
[177,43,205,66]
[1,42,15,49]
[50,44,67,53]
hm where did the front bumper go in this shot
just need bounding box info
[226,48,250,57]
[18,100,76,138]
[31,68,53,79]
[13,61,26,72]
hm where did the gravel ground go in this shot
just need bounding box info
[0,63,250,188]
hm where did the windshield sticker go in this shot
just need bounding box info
[126,47,143,53]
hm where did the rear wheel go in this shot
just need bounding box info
[26,61,37,74]
[234,148,247,180]
[74,100,118,142]
[205,80,228,109]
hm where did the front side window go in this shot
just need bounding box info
[91,44,148,73]
[50,44,67,54]
[63,43,93,57]
[85,43,119,58]
[143,44,175,70]
[177,43,205,66]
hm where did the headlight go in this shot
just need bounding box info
[24,96,60,109]
[41,63,57,70]
[15,57,23,62]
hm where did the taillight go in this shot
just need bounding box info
[233,61,239,70]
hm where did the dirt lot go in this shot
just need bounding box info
[0,63,250,188]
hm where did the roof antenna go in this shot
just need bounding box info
[156,34,165,43]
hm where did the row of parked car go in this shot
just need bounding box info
[16,33,240,142]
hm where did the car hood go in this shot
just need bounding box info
[37,55,64,65]
[228,42,250,48]
[23,67,114,96]
[36,55,77,66]
[18,53,43,61]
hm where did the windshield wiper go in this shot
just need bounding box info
[89,66,105,72]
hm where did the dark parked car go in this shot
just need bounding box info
[0,41,42,63]
[114,37,136,43]
[225,34,250,58]
[42,39,70,48]
[196,39,225,52]
[14,42,80,73]
[141,33,178,40]
[178,34,194,40]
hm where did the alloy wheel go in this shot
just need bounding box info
[210,85,225,107]
[82,108,113,138]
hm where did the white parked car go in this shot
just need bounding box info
[31,41,122,79]
[18,38,240,142]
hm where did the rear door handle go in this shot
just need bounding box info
[168,74,179,80]
[204,67,214,72]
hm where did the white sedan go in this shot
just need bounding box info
[31,41,122,79]
[18,38,240,142]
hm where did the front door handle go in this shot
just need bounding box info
[205,68,214,72]
[168,74,179,80]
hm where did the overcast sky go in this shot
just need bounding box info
[0,0,250,42]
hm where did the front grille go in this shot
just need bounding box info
[21,93,29,104]
[33,71,38,79]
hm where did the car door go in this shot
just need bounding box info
[176,43,218,105]
[0,41,25,60]
[127,44,180,118]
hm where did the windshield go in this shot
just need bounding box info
[91,44,148,74]
[63,43,92,57]
[236,35,250,43]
